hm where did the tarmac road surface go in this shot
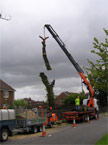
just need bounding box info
[2,116,108,145]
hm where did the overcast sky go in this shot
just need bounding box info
[0,0,108,101]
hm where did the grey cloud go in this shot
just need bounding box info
[0,0,108,100]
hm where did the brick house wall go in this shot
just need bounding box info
[55,92,69,105]
[24,98,44,108]
[0,79,15,108]
[55,91,77,105]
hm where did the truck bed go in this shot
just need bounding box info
[62,110,96,121]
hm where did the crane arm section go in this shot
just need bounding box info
[44,24,94,107]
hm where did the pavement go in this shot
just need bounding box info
[2,114,108,145]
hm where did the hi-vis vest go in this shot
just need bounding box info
[75,98,80,106]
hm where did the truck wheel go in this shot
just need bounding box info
[1,128,9,142]
[32,126,38,133]
[49,123,53,128]
[39,126,43,132]
[83,115,86,122]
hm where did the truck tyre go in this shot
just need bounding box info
[1,128,9,142]
[39,126,43,132]
[83,115,86,122]
[49,122,53,128]
[32,126,38,133]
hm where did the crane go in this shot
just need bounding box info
[44,24,94,108]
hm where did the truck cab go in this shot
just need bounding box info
[83,98,99,111]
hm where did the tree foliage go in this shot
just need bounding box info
[85,28,108,106]
[62,92,88,105]
[14,99,28,108]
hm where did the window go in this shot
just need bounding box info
[59,99,62,104]
[4,91,9,98]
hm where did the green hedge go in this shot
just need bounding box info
[62,93,88,105]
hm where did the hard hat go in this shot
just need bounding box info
[50,107,52,110]
[39,105,42,109]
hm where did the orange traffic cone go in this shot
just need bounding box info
[73,118,76,128]
[87,115,90,123]
[42,123,46,137]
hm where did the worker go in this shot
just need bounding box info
[105,112,108,117]
[49,106,52,110]
[75,96,80,111]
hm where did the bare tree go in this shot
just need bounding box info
[39,36,52,70]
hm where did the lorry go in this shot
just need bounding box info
[44,24,99,121]
[0,108,46,142]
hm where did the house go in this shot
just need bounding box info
[55,91,77,105]
[24,97,44,108]
[0,79,15,108]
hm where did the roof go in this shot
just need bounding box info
[24,98,44,104]
[59,91,77,96]
[0,79,15,91]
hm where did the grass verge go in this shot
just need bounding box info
[95,133,108,145]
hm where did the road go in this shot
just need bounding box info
[2,116,108,145]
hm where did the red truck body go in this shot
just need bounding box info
[62,110,97,121]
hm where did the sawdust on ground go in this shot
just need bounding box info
[9,123,70,141]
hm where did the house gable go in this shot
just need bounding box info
[0,79,15,91]
[24,98,44,108]
[55,91,77,105]
[0,79,15,108]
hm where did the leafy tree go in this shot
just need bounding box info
[14,99,28,108]
[62,92,88,105]
[7,102,14,109]
[85,28,108,106]
[79,91,88,104]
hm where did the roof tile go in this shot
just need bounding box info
[0,79,15,91]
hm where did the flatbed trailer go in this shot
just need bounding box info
[0,108,47,142]
[62,110,98,121]
[15,108,47,133]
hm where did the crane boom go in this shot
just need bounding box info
[44,24,94,107]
